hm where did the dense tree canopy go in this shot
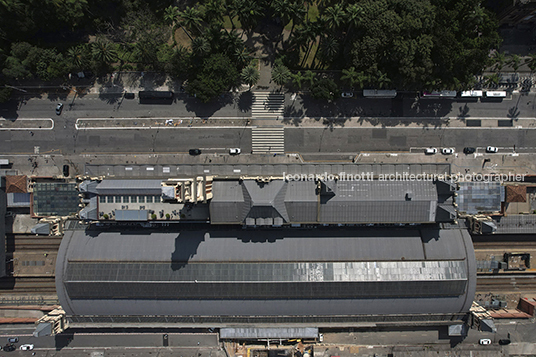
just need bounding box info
[0,0,506,100]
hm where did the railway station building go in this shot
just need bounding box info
[56,226,476,327]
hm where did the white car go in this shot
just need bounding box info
[229,148,241,155]
[425,148,437,154]
[341,92,353,98]
[486,146,499,153]
[441,148,454,155]
[479,339,492,345]
[20,344,34,350]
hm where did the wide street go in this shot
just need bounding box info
[1,91,536,156]
[2,90,535,121]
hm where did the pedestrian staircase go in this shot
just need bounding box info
[251,92,285,119]
[251,127,285,154]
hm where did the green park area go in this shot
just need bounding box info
[0,0,535,103]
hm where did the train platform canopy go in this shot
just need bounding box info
[56,226,476,326]
[210,179,456,225]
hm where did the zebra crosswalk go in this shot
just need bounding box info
[251,92,285,119]
[251,127,285,154]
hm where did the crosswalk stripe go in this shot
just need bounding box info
[252,127,285,154]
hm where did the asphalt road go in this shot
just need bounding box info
[2,91,535,120]
[2,125,535,156]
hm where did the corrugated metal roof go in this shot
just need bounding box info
[55,227,476,318]
[492,215,536,234]
[96,179,163,196]
[212,180,447,224]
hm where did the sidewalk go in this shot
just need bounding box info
[2,116,535,131]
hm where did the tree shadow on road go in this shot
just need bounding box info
[237,91,253,113]
[183,93,234,118]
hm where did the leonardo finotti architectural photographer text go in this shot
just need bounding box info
[283,172,526,183]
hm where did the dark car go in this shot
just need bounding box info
[55,103,64,115]
[189,149,201,155]
[124,93,135,100]
[4,344,15,351]
[63,164,70,177]
[498,339,511,345]
[463,147,476,154]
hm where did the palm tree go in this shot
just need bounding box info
[303,70,315,87]
[224,0,239,30]
[67,45,87,69]
[236,0,264,34]
[322,4,345,31]
[241,65,260,89]
[343,4,363,47]
[375,70,391,89]
[91,40,118,64]
[223,31,244,55]
[165,5,193,41]
[180,6,203,35]
[298,21,319,68]
[292,71,305,89]
[233,46,252,68]
[507,54,521,74]
[525,53,536,75]
[192,37,211,57]
[203,0,224,25]
[287,1,307,38]
[492,51,506,73]
[164,5,180,27]
[271,64,291,88]
[341,67,358,86]
[318,35,338,67]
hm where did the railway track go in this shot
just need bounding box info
[6,235,62,251]
[476,274,536,293]
[473,241,536,250]
[0,277,56,294]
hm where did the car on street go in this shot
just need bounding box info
[229,148,241,155]
[463,147,476,154]
[7,338,17,343]
[441,148,454,155]
[189,149,201,155]
[3,344,15,351]
[479,338,492,345]
[486,146,499,153]
[19,344,34,351]
[341,92,353,98]
[425,148,437,155]
[498,339,511,345]
[55,103,63,115]
[319,333,324,342]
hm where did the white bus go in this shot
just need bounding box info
[363,89,397,98]
[421,90,457,98]
[485,91,507,98]
[461,90,483,97]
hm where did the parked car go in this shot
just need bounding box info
[63,164,70,177]
[189,149,201,155]
[7,338,17,343]
[341,92,354,98]
[55,103,63,115]
[319,333,324,342]
[3,344,15,351]
[229,148,241,155]
[479,338,492,345]
[498,339,511,345]
[486,146,499,153]
[463,147,476,154]
[424,148,437,155]
[441,148,454,155]
[19,344,34,351]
